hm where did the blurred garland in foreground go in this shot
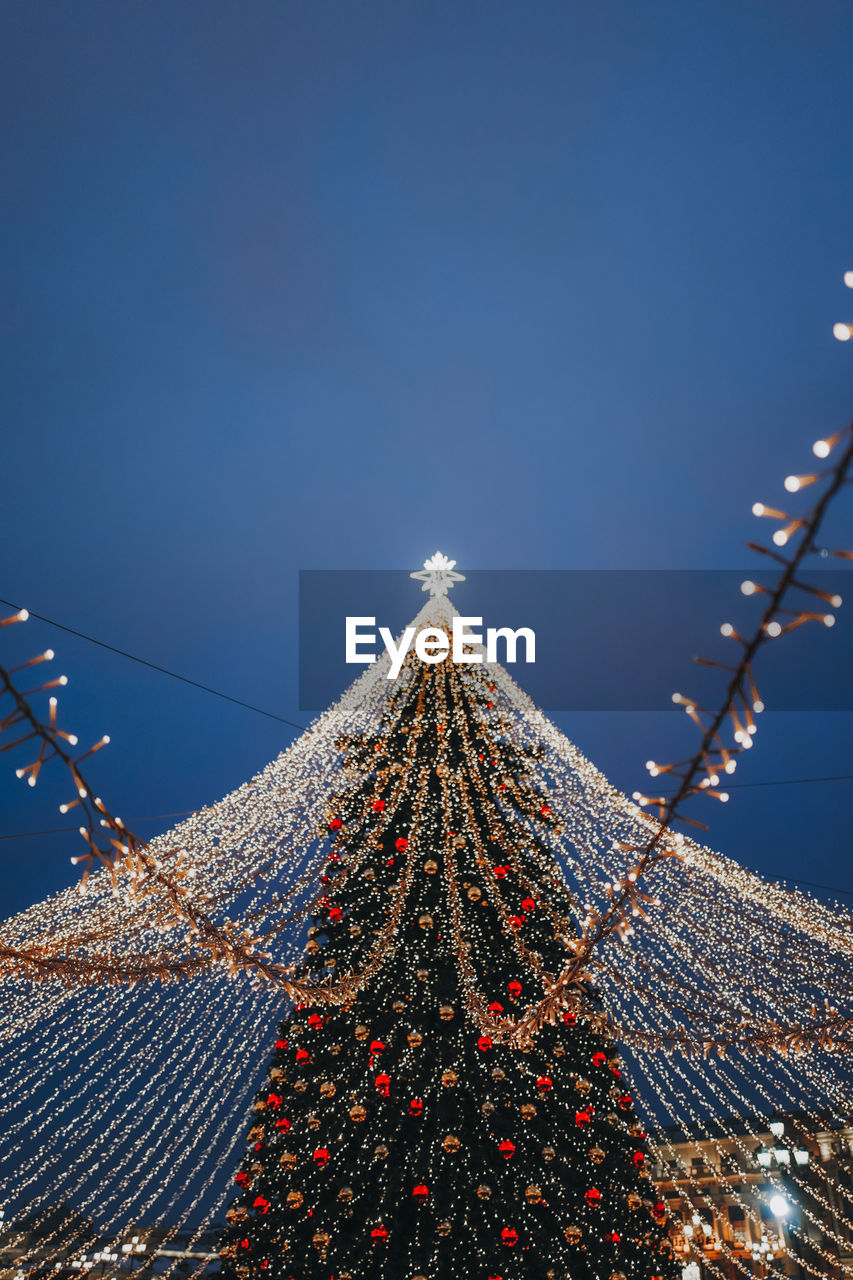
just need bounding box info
[0,424,851,1059]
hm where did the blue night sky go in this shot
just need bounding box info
[1,1,851,918]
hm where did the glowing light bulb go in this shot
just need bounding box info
[844,271,853,288]
[772,530,789,547]
[27,776,36,787]
[720,623,734,637]
[830,594,842,608]
[719,792,729,802]
[784,475,801,493]
[44,649,54,661]
[753,700,764,713]
[833,322,852,341]
[824,614,835,627]
[813,439,831,458]
[769,1195,790,1218]
[765,621,782,637]
[49,696,57,707]
[741,580,757,596]
[725,760,737,773]
[752,502,766,516]
[68,734,78,746]
[59,674,68,685]
[17,608,29,621]
[102,735,111,744]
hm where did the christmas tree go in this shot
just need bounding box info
[220,559,677,1280]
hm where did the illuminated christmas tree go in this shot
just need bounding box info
[219,557,677,1280]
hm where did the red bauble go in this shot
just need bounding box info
[313,1147,330,1166]
[539,804,551,816]
[477,1035,493,1052]
[409,1097,423,1116]
[486,700,494,709]
[412,1184,429,1200]
[328,818,342,831]
[501,1228,519,1247]
[373,799,386,812]
[488,1001,504,1015]
[653,1201,667,1217]
[618,1094,633,1110]
[267,1093,282,1109]
[239,1239,250,1249]
[375,1073,391,1097]
[575,1109,592,1127]
[494,865,508,879]
[295,1049,310,1064]
[509,915,524,929]
[608,1231,621,1243]
[633,1151,645,1166]
[395,837,408,852]
[536,1076,553,1093]
[370,1039,386,1054]
[563,1009,577,1025]
[308,1013,323,1028]
[235,1171,249,1186]
[584,1188,602,1207]
[499,1139,516,1160]
[521,897,536,913]
[371,1225,388,1241]
[592,1051,607,1067]
[275,1117,291,1130]
[253,1196,270,1214]
[274,1038,287,1050]
[328,907,342,922]
[507,980,522,998]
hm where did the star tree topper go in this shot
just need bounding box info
[410,552,465,598]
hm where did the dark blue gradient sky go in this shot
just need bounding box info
[1,1,852,917]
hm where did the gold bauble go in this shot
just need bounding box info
[477,1184,492,1200]
[349,1105,367,1122]
[329,1043,342,1056]
[418,914,434,930]
[564,1225,582,1244]
[293,1080,307,1093]
[349,924,362,937]
[363,868,376,881]
[416,968,429,982]
[553,1044,566,1058]
[285,1191,303,1209]
[439,1005,454,1021]
[467,886,482,901]
[355,1025,369,1041]
[443,1134,461,1152]
[491,1067,506,1081]
[610,1272,627,1280]
[441,1070,458,1088]
[338,1187,353,1202]
[424,859,439,874]
[313,1230,331,1252]
[375,1143,389,1159]
[542,1145,556,1162]
[481,1100,495,1116]
[392,999,406,1013]
[525,1184,543,1204]
[589,1147,605,1163]
[307,1114,320,1129]
[574,1077,592,1094]
[520,1103,537,1120]
[436,1221,452,1237]
[280,1152,297,1169]
[407,1030,424,1048]
[627,1193,642,1211]
[453,835,466,848]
